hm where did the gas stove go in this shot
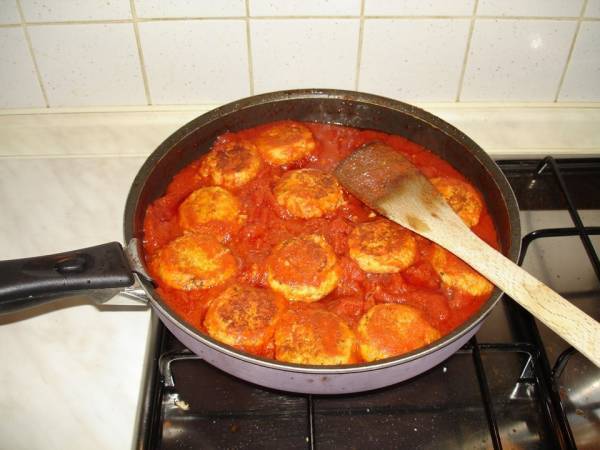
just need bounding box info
[134,157,600,450]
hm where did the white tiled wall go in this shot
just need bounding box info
[364,0,475,16]
[360,19,470,101]
[587,0,600,17]
[476,0,583,17]
[0,0,19,23]
[461,20,577,101]
[250,0,361,16]
[135,1,246,19]
[251,19,360,93]
[29,23,146,106]
[559,22,600,101]
[139,20,250,103]
[0,27,44,108]
[19,0,132,21]
[0,0,599,108]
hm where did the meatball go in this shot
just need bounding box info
[430,177,483,227]
[254,121,316,165]
[273,168,344,219]
[178,186,243,231]
[267,234,340,302]
[430,245,493,297]
[274,306,356,365]
[348,219,417,273]
[150,233,237,290]
[200,137,262,189]
[204,284,287,354]
[357,304,441,362]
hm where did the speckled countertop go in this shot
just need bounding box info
[0,156,150,450]
[0,104,598,450]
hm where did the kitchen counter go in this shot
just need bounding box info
[0,156,149,450]
[0,103,598,450]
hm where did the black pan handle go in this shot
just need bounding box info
[0,242,135,315]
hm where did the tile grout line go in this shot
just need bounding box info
[553,0,588,102]
[15,0,49,108]
[362,15,590,21]
[130,0,152,105]
[354,0,365,91]
[455,0,479,102]
[3,16,598,26]
[245,0,255,95]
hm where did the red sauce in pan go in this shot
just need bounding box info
[143,121,499,363]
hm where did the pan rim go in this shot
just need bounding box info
[124,88,522,375]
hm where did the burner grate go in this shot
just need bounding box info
[501,157,600,450]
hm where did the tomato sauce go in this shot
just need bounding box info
[143,121,499,361]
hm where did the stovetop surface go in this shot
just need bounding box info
[136,158,600,450]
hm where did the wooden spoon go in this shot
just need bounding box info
[335,142,600,367]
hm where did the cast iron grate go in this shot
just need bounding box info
[135,157,600,450]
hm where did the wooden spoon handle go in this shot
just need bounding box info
[449,232,600,367]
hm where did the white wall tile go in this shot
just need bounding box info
[0,0,19,24]
[365,0,474,16]
[251,19,359,93]
[29,24,145,107]
[135,0,245,18]
[0,28,45,108]
[461,20,576,101]
[477,0,583,17]
[139,20,249,104]
[20,0,131,21]
[585,0,600,17]
[558,22,600,101]
[250,0,360,16]
[359,19,469,101]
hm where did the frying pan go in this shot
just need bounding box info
[0,89,520,394]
